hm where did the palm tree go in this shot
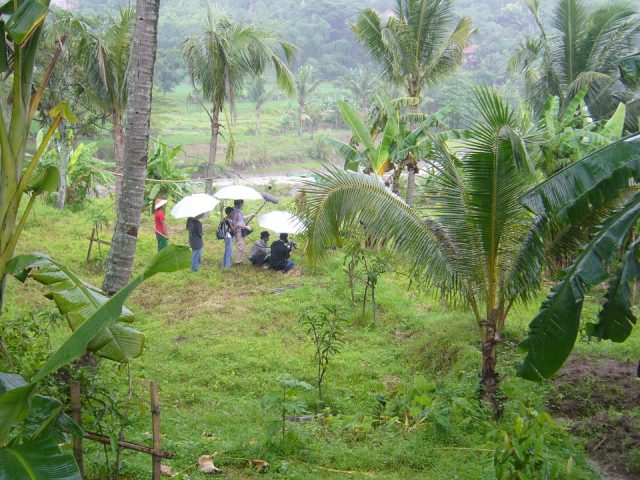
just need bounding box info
[509,0,640,126]
[83,7,135,195]
[247,76,269,136]
[295,65,322,136]
[103,0,161,295]
[183,14,295,193]
[302,88,543,407]
[341,65,378,114]
[352,0,473,206]
[518,135,640,381]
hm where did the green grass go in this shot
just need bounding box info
[3,199,635,479]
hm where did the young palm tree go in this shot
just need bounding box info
[352,0,473,206]
[509,0,640,125]
[341,65,378,114]
[103,0,161,295]
[83,7,135,195]
[295,65,322,136]
[247,76,269,136]
[302,88,543,407]
[183,14,295,193]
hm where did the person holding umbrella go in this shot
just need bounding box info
[186,214,204,272]
[269,233,295,273]
[154,199,169,251]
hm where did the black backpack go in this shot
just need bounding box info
[216,218,230,240]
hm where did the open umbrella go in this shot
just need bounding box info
[214,185,263,200]
[170,193,219,218]
[257,210,306,234]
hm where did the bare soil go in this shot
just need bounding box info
[548,355,640,479]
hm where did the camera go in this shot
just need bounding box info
[288,241,297,250]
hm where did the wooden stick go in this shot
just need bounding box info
[86,228,95,262]
[151,381,162,480]
[84,432,173,459]
[70,381,84,477]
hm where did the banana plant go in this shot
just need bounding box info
[7,253,144,362]
[518,135,640,381]
[0,0,74,315]
[0,245,191,479]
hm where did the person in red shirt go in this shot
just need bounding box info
[154,199,169,251]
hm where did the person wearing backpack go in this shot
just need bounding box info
[221,206,234,268]
[186,214,204,272]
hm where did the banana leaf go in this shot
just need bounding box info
[4,0,48,46]
[0,245,190,446]
[518,192,640,380]
[520,134,640,222]
[0,434,80,480]
[586,239,640,342]
[6,253,141,362]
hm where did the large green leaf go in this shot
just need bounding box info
[4,0,48,46]
[6,253,141,362]
[0,246,189,446]
[337,101,375,153]
[600,103,626,138]
[26,166,59,194]
[0,21,8,74]
[518,192,640,380]
[0,434,80,480]
[520,135,640,221]
[586,239,640,342]
[322,137,361,172]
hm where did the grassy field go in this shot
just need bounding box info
[93,82,349,176]
[3,197,638,479]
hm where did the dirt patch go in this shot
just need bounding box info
[548,355,640,479]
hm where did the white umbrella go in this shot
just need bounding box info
[258,210,306,234]
[170,193,219,219]
[214,185,263,200]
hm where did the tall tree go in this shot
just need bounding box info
[37,10,100,209]
[83,7,135,195]
[294,65,322,136]
[301,88,543,408]
[509,0,640,126]
[353,0,473,206]
[182,14,295,193]
[103,0,161,295]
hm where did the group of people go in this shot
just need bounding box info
[153,198,296,273]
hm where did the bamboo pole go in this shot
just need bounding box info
[150,381,161,480]
[84,432,173,459]
[70,381,84,477]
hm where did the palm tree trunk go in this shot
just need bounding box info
[480,309,500,412]
[103,0,160,295]
[55,123,69,210]
[205,106,220,195]
[406,104,419,206]
[255,103,261,137]
[298,103,303,136]
[113,109,124,196]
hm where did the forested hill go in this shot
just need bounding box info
[69,0,619,91]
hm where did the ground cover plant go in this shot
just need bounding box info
[2,198,637,479]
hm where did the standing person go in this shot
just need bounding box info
[154,199,169,251]
[186,214,204,272]
[231,199,246,264]
[269,233,295,273]
[248,231,271,266]
[222,206,234,268]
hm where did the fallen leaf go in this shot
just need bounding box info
[198,455,222,474]
[249,459,269,472]
[160,464,174,477]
